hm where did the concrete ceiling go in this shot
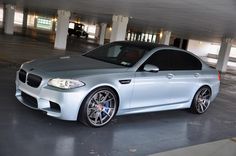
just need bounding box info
[2,0,236,42]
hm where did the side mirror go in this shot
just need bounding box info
[143,64,159,72]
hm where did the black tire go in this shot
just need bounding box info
[79,87,118,127]
[190,86,212,114]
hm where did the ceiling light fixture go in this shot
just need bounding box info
[159,32,163,39]
[52,18,57,22]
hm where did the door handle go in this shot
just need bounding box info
[194,73,200,78]
[167,73,174,79]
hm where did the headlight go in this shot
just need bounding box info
[48,78,85,89]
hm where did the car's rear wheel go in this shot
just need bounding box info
[79,87,118,127]
[190,86,212,114]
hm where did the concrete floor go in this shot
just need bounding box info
[0,34,236,156]
[150,138,236,156]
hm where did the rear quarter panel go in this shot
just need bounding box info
[199,68,220,101]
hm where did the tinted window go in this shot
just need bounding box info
[141,50,202,71]
[141,51,172,71]
[170,50,202,70]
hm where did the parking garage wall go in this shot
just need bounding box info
[188,39,236,67]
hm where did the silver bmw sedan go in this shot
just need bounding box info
[15,41,220,127]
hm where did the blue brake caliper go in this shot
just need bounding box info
[102,101,110,117]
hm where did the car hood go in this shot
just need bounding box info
[22,55,129,77]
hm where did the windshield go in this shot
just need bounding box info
[83,43,147,67]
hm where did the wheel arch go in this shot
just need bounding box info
[197,85,212,95]
[77,85,120,120]
[191,84,212,106]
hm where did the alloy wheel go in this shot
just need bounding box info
[195,87,211,113]
[86,89,117,127]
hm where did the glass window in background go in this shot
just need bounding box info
[37,17,52,30]
[14,11,23,25]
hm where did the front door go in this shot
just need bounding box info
[131,70,174,108]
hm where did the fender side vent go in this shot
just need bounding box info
[119,79,131,84]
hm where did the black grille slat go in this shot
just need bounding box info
[21,92,38,108]
[19,69,27,83]
[27,74,42,88]
[18,70,42,88]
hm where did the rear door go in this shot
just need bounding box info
[166,50,203,105]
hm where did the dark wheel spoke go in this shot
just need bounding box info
[202,94,210,99]
[97,93,101,102]
[99,113,103,124]
[88,108,97,118]
[104,98,114,103]
[94,113,99,124]
[92,97,99,104]
[201,89,208,96]
[200,90,205,96]
[101,92,110,102]
[203,100,209,107]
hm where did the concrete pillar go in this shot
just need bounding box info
[159,31,171,45]
[110,15,129,42]
[216,38,232,72]
[54,10,70,50]
[99,23,107,45]
[95,24,100,40]
[4,4,15,35]
[22,8,28,34]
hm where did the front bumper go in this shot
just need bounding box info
[15,70,87,121]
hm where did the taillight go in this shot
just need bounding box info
[218,72,221,81]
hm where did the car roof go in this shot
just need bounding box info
[113,41,169,51]
[69,22,85,26]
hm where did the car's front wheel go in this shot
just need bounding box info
[190,86,212,114]
[79,87,118,127]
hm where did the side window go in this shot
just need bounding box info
[140,50,202,71]
[169,50,202,70]
[141,51,172,71]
